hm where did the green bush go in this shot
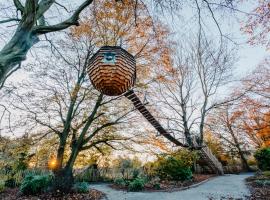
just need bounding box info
[247,158,257,166]
[75,167,95,182]
[132,168,140,179]
[128,177,146,191]
[173,149,199,168]
[114,178,126,187]
[255,180,270,186]
[153,183,161,190]
[155,156,192,181]
[5,178,16,188]
[0,180,5,193]
[20,174,52,195]
[115,157,142,180]
[23,169,50,177]
[3,171,26,188]
[263,171,270,177]
[72,182,89,193]
[254,148,270,171]
[144,150,197,181]
[14,153,28,172]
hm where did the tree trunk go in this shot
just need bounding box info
[181,103,192,146]
[53,156,77,192]
[238,147,252,172]
[0,0,38,87]
[53,167,74,192]
[53,145,80,192]
[55,140,66,170]
[184,130,192,147]
[0,29,38,86]
[227,122,252,172]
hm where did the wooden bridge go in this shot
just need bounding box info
[125,90,224,175]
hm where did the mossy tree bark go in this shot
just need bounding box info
[0,0,93,88]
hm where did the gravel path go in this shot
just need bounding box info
[90,173,253,200]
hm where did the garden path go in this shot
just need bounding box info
[90,173,253,200]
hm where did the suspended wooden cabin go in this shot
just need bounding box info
[87,46,136,96]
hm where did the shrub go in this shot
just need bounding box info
[14,153,28,172]
[5,178,16,188]
[72,182,89,193]
[0,180,5,193]
[255,180,270,186]
[155,156,193,181]
[173,149,198,169]
[114,178,126,187]
[128,177,146,191]
[132,168,140,179]
[247,158,257,166]
[20,174,52,195]
[143,162,156,178]
[144,150,197,181]
[254,148,270,171]
[115,157,142,180]
[153,183,161,190]
[75,167,97,182]
[263,171,270,178]
[23,169,50,177]
[3,170,26,188]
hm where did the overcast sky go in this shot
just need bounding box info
[0,0,268,138]
[2,1,268,84]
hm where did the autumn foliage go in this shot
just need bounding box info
[239,65,270,147]
[242,1,270,49]
[72,0,174,85]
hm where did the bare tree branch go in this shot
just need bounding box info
[33,0,94,34]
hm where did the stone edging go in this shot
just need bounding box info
[162,176,216,193]
[135,176,217,193]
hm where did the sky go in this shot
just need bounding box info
[165,2,268,78]
[0,0,268,138]
[2,1,268,84]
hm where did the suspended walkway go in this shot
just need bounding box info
[125,90,224,175]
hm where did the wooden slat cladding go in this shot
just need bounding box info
[124,90,188,147]
[88,46,136,96]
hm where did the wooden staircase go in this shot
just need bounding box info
[193,139,224,175]
[125,90,223,175]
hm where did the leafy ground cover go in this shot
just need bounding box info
[0,187,105,200]
[246,171,270,200]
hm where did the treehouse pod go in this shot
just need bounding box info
[87,46,136,96]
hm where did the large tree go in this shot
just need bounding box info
[237,64,270,148]
[4,0,176,190]
[207,105,252,171]
[155,38,234,147]
[207,63,270,170]
[9,34,135,191]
